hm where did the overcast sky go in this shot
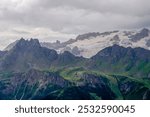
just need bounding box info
[0,0,150,50]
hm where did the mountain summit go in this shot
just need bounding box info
[0,38,58,72]
[14,38,41,48]
[91,44,150,77]
[0,38,83,72]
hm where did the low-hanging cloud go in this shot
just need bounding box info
[0,0,150,50]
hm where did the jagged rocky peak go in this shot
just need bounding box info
[14,38,41,49]
[72,46,80,55]
[110,35,120,41]
[139,28,149,37]
[30,38,40,46]
[110,35,120,45]
[130,28,150,42]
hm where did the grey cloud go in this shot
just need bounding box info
[0,0,150,49]
[34,0,150,16]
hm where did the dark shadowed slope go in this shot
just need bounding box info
[91,44,150,77]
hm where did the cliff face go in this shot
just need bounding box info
[0,39,58,72]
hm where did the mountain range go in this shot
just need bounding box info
[40,28,150,58]
[5,28,150,58]
[0,29,150,100]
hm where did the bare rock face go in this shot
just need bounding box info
[130,28,149,42]
[76,31,119,40]
[146,39,150,47]
[111,35,120,41]
[0,38,58,72]
[71,46,80,56]
[110,35,120,45]
[0,69,71,100]
[76,32,101,40]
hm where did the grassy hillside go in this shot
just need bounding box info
[0,68,149,100]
